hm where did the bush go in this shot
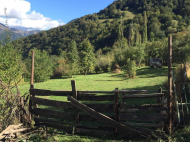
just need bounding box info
[123,59,136,78]
[0,43,23,84]
[26,49,53,82]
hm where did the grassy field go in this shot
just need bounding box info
[18,66,168,101]
[99,9,136,23]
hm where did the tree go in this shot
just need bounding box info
[0,44,23,84]
[79,39,95,75]
[26,49,53,82]
[136,44,145,68]
[0,8,23,85]
[142,11,147,43]
[67,40,79,64]
[67,39,80,77]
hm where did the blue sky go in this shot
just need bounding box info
[0,0,115,31]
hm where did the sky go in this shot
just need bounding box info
[0,0,115,31]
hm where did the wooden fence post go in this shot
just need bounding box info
[114,88,119,135]
[167,36,173,135]
[28,51,35,123]
[71,80,79,127]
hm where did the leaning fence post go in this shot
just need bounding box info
[71,80,79,129]
[114,88,119,135]
[28,51,35,123]
[167,36,173,135]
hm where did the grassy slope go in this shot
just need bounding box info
[99,10,136,23]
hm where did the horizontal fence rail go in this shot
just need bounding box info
[30,82,168,139]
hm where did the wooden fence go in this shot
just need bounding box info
[29,80,167,139]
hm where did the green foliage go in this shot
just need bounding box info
[123,59,136,78]
[0,44,23,85]
[26,49,53,82]
[79,39,95,75]
[67,39,80,76]
[12,0,190,58]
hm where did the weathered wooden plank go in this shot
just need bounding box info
[41,123,73,133]
[34,117,115,130]
[119,113,167,122]
[34,117,75,126]
[76,125,115,131]
[68,96,151,139]
[32,108,75,120]
[71,80,79,125]
[79,114,114,122]
[77,90,168,94]
[121,122,164,128]
[30,88,72,96]
[77,95,115,101]
[120,93,164,99]
[84,103,114,113]
[120,104,167,113]
[75,128,115,137]
[31,97,74,110]
[77,93,97,97]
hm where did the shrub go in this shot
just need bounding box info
[123,59,136,78]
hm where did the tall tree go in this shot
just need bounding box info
[67,39,80,77]
[143,11,147,43]
[67,40,79,64]
[79,39,95,75]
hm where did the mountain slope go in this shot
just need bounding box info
[12,0,190,57]
[0,23,40,41]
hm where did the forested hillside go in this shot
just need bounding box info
[12,0,190,57]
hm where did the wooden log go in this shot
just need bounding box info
[3,128,30,135]
[68,96,151,139]
[75,128,114,137]
[30,88,72,96]
[31,97,74,110]
[34,117,75,126]
[0,124,23,137]
[119,113,167,122]
[77,95,115,101]
[32,108,75,120]
[120,93,164,99]
[120,104,167,113]
[121,122,164,128]
[84,103,114,113]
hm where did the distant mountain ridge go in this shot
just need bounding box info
[0,23,40,41]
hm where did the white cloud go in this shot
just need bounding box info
[0,0,65,30]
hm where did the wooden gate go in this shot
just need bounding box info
[29,80,167,139]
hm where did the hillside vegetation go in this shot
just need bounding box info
[12,0,190,57]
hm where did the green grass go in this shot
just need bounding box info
[18,66,168,102]
[18,66,167,141]
[16,66,190,141]
[99,9,136,23]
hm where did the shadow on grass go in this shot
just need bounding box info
[136,67,168,78]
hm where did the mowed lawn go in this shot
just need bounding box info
[18,66,168,102]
